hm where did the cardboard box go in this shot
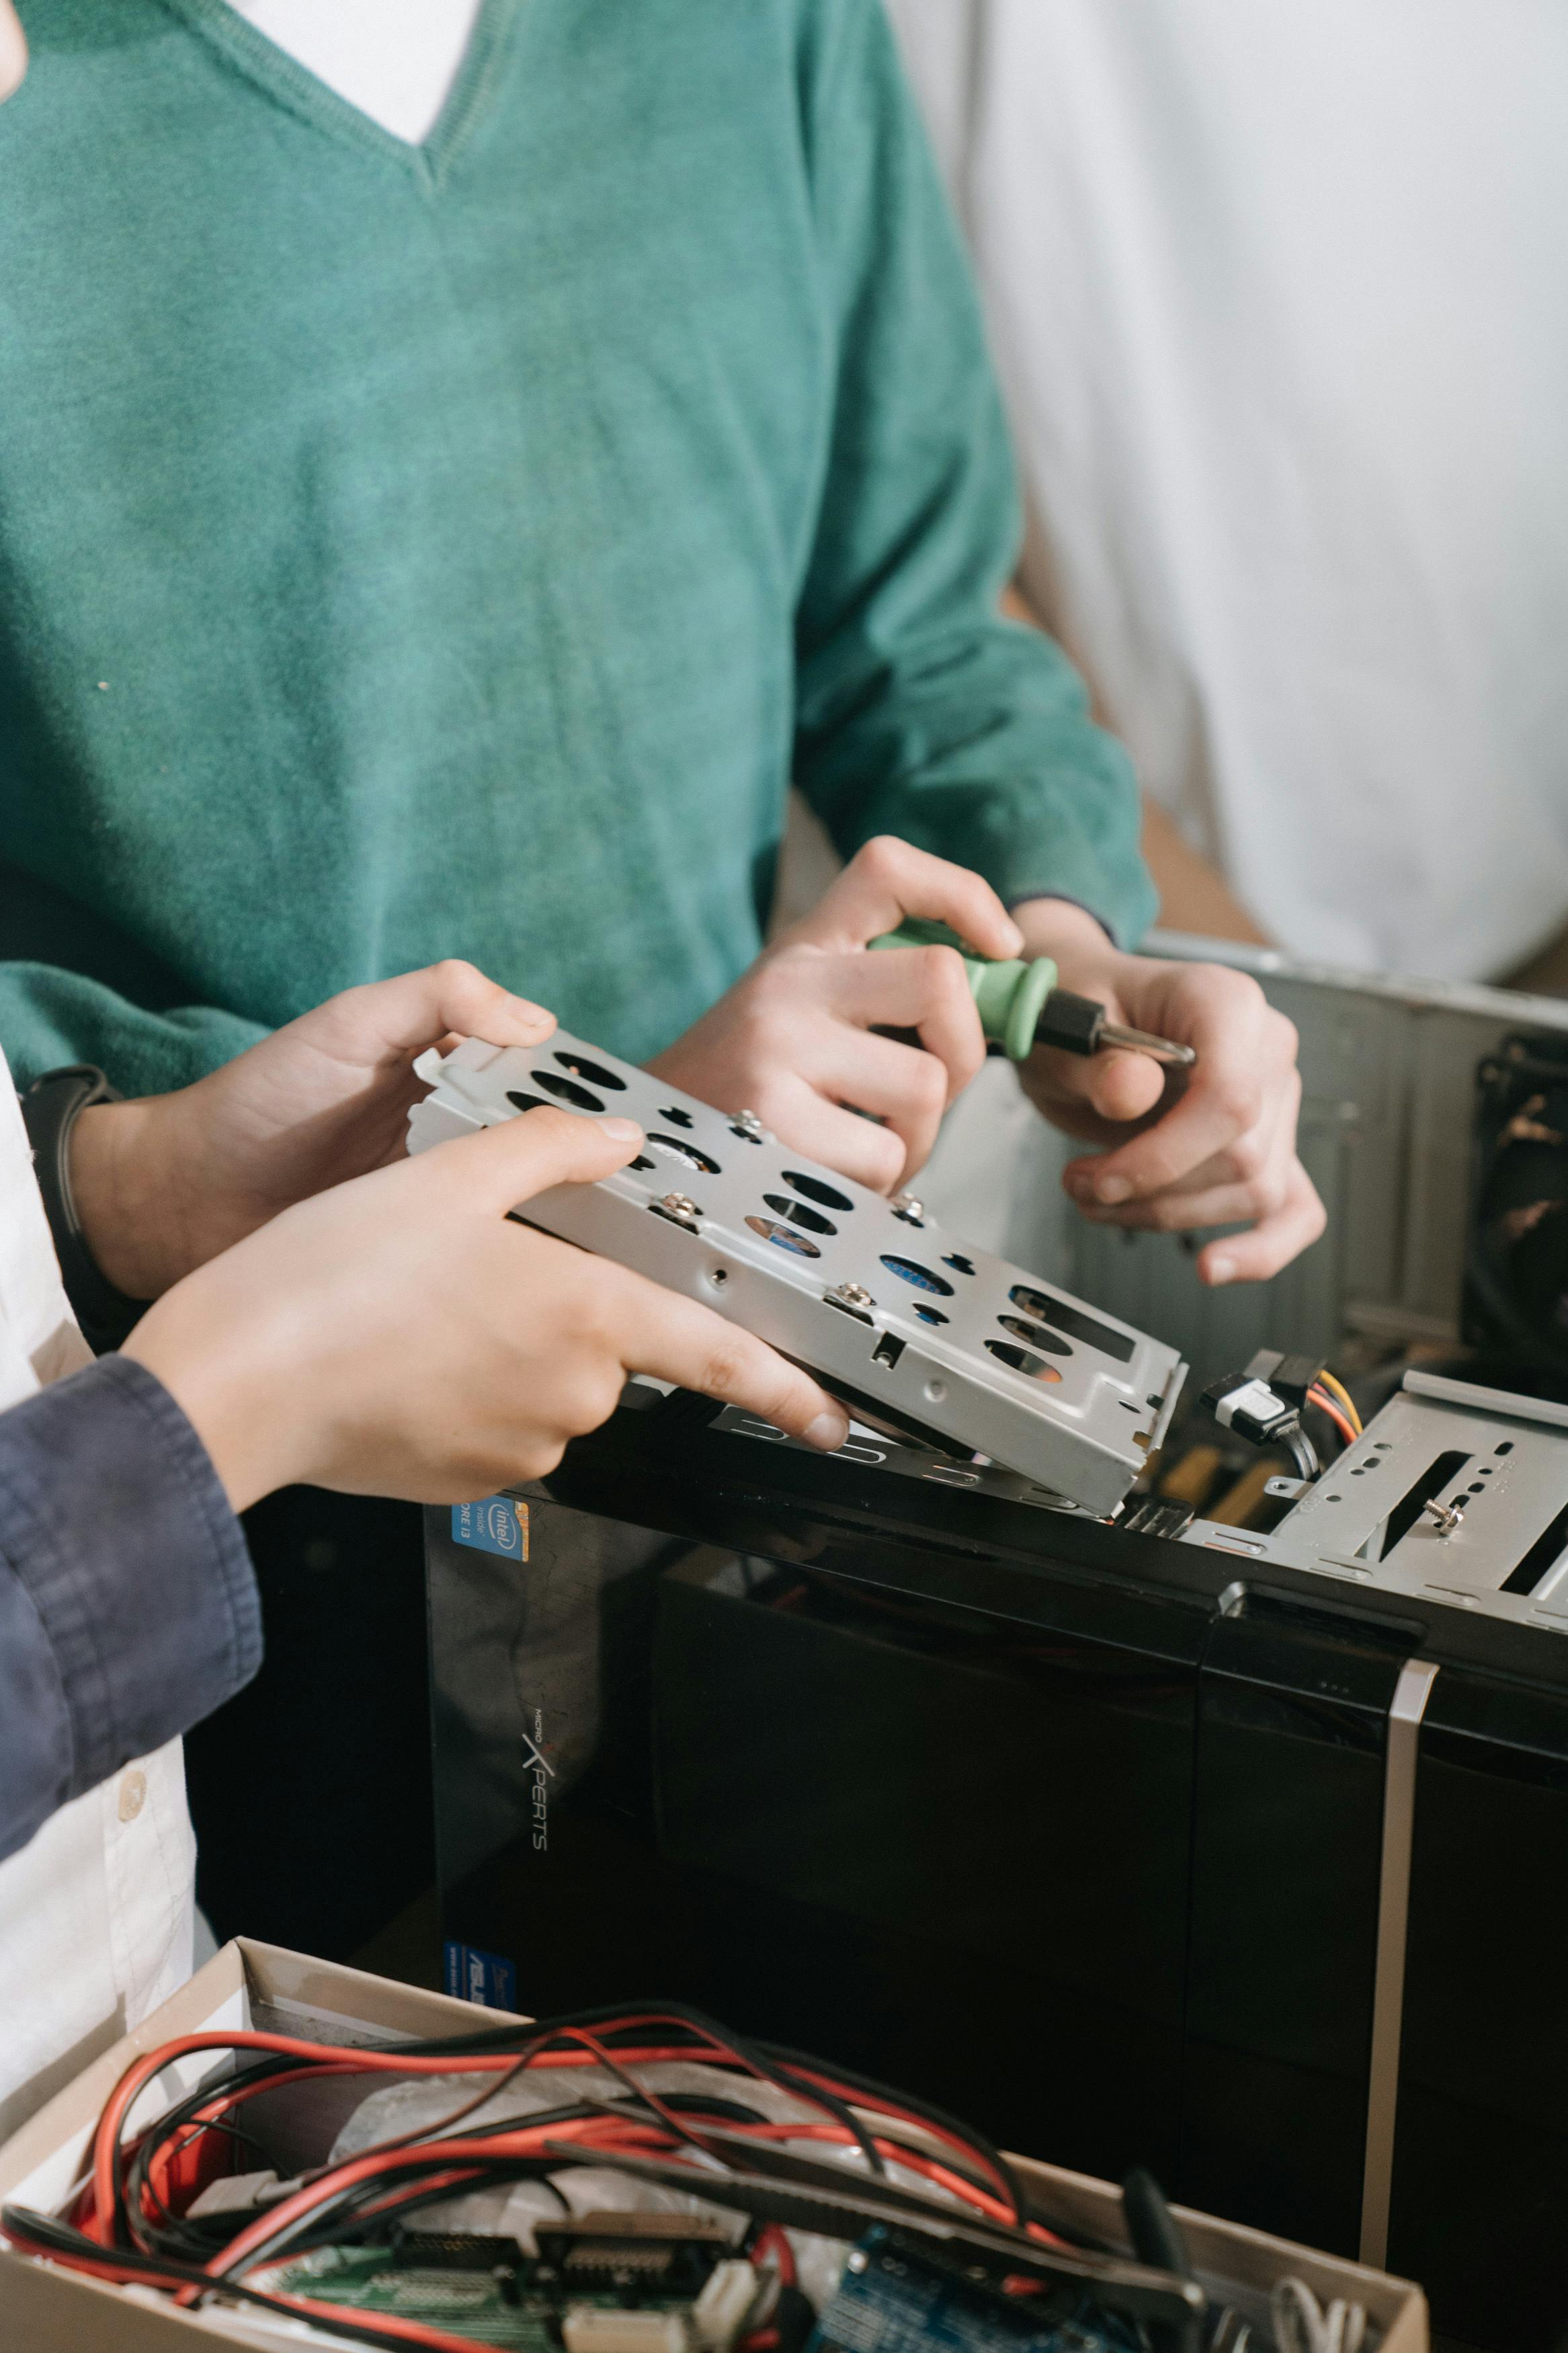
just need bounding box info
[0,1940,1430,2350]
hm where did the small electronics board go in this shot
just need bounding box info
[407,1031,1186,1515]
[257,2219,768,2353]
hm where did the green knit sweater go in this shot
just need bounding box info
[0,0,1153,1095]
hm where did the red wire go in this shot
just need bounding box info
[1308,1386,1357,1448]
[54,2009,1061,2347]
[751,2224,796,2286]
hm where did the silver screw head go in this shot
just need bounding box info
[1423,1496,1464,1537]
[731,1109,768,1142]
[891,1191,924,1222]
[661,1191,700,1220]
[828,1281,874,1310]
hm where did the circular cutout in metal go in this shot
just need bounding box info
[745,1215,821,1259]
[997,1313,1072,1355]
[530,1068,605,1113]
[783,1169,854,1213]
[942,1253,977,1277]
[647,1133,721,1175]
[763,1192,837,1236]
[985,1339,1063,1384]
[658,1105,694,1129]
[506,1090,550,1113]
[913,1304,948,1326]
[879,1254,954,1296]
[554,1048,627,1091]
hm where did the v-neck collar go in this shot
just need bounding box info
[152,0,524,188]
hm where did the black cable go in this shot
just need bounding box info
[0,2206,457,2353]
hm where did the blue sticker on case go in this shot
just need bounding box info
[450,1496,530,1560]
[444,1940,518,2013]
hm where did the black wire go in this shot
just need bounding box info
[752,2037,1028,2227]
[107,2001,1032,2273]
[386,2002,891,2182]
[0,2206,460,2353]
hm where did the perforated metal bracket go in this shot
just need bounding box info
[408,1030,1188,1514]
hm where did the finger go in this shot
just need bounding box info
[821,945,987,1101]
[791,835,1022,960]
[1068,992,1284,1203]
[1075,1172,1289,1234]
[1032,1041,1169,1131]
[417,1103,645,1211]
[790,1026,950,1179]
[1065,1083,1287,1210]
[749,1074,907,1191]
[612,1273,850,1449]
[308,960,557,1067]
[1198,1160,1326,1286]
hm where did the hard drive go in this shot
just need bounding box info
[407,1031,1186,1515]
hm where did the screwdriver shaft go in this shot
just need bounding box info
[1099,1021,1196,1067]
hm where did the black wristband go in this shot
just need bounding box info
[20,1066,150,1353]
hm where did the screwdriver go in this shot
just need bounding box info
[869,919,1197,1068]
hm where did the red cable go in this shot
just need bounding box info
[751,2224,796,2285]
[1308,1386,1357,1448]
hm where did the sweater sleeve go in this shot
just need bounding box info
[0,1355,261,1864]
[0,960,267,1098]
[789,0,1157,946]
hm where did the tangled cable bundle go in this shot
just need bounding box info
[0,2001,1072,2353]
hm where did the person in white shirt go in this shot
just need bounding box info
[886,0,1568,980]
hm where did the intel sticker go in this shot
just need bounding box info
[450,1495,530,1560]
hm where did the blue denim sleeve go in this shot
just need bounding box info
[0,1355,260,1864]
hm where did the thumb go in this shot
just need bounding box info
[417,1106,644,1211]
[1046,1045,1165,1125]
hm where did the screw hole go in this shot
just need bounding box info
[880,1254,954,1296]
[530,1068,605,1113]
[763,1192,837,1236]
[744,1215,821,1259]
[985,1339,1063,1385]
[647,1133,721,1175]
[784,1169,854,1213]
[555,1049,627,1091]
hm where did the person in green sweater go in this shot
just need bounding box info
[0,0,1315,1281]
[0,0,1315,1963]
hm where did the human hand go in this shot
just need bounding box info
[123,1107,850,1513]
[0,3,26,104]
[72,962,554,1302]
[649,836,1021,1192]
[1011,899,1324,1284]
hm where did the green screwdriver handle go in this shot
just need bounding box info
[868,919,1057,1063]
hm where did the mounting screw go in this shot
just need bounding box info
[891,1191,924,1224]
[730,1109,768,1142]
[1423,1497,1465,1538]
[847,2252,868,2275]
[653,1191,702,1229]
[826,1281,874,1312]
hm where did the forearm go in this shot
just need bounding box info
[0,1357,260,1864]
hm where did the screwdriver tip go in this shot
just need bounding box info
[1100,1024,1197,1067]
